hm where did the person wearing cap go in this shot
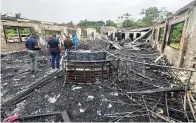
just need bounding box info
[25,32,41,73]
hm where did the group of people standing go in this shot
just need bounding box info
[25,32,79,73]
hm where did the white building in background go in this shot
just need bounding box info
[119,27,152,41]
[101,26,151,41]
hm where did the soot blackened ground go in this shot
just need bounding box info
[1,51,51,104]
[1,40,190,122]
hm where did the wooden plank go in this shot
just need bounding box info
[2,70,62,107]
[161,19,168,53]
[19,112,61,119]
[153,54,165,63]
[105,51,196,72]
[132,28,153,44]
[127,87,183,94]
[129,69,153,81]
[61,110,70,122]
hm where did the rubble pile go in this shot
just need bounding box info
[1,38,194,122]
[80,37,110,51]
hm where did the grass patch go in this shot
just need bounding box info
[170,42,180,49]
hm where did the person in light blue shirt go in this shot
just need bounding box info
[73,33,79,50]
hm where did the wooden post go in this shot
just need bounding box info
[178,5,193,67]
[152,28,156,48]
[186,71,193,92]
[116,53,120,81]
[161,19,168,53]
[62,61,66,87]
[142,60,146,75]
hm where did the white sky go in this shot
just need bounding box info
[1,0,194,24]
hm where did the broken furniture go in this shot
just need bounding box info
[62,50,117,84]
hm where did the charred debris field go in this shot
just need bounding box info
[1,39,195,122]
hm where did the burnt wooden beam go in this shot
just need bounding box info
[61,110,70,122]
[129,69,153,81]
[127,87,183,94]
[2,70,62,107]
[161,19,168,53]
[19,112,61,120]
[105,51,196,72]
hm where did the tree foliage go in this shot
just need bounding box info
[105,20,117,27]
[45,30,61,35]
[122,19,135,28]
[6,28,19,37]
[77,19,105,33]
[171,22,184,41]
[15,13,21,18]
[134,19,148,27]
[141,7,173,26]
[169,22,184,49]
[67,21,74,26]
[77,20,105,27]
[75,7,173,30]
[116,7,172,28]
[159,27,165,41]
[6,27,31,38]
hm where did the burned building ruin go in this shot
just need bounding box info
[1,0,196,122]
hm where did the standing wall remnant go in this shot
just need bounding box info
[1,17,97,53]
[153,1,196,86]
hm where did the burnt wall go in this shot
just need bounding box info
[183,6,196,68]
[183,6,196,81]
[154,11,188,67]
[1,20,97,53]
[154,6,196,84]
[154,23,165,53]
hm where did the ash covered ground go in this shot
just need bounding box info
[1,39,192,122]
[1,51,51,103]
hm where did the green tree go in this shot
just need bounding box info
[169,22,184,49]
[134,19,148,27]
[105,20,117,27]
[122,19,135,28]
[15,13,21,18]
[77,20,105,27]
[159,7,173,20]
[67,21,74,26]
[117,13,136,28]
[171,23,184,41]
[121,13,134,28]
[140,7,172,26]
[123,13,131,19]
[77,20,105,33]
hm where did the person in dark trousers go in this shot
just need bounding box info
[60,36,74,63]
[64,36,74,50]
[25,33,41,73]
[48,34,61,69]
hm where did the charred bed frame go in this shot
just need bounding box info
[62,50,118,84]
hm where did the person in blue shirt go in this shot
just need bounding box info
[48,34,61,69]
[25,33,41,73]
[73,33,79,50]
